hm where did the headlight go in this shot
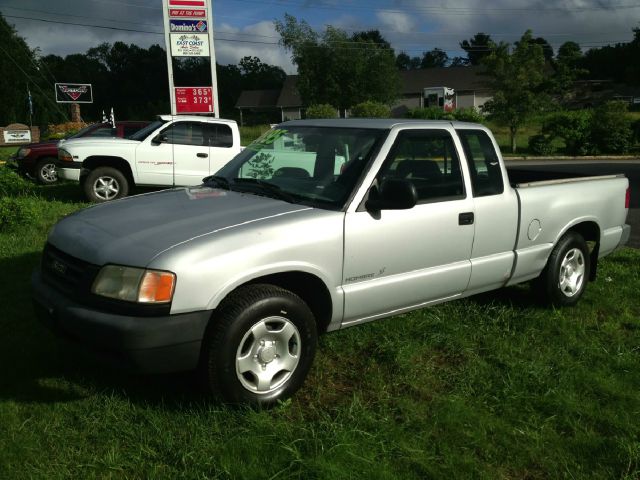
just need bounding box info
[17,148,31,158]
[58,148,73,162]
[91,265,176,304]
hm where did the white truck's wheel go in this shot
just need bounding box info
[536,232,590,306]
[83,167,129,202]
[202,284,317,406]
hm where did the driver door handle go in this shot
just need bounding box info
[458,212,474,225]
[197,153,208,158]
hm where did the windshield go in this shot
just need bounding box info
[128,120,166,141]
[214,126,386,210]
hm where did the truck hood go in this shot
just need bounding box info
[48,187,310,267]
[61,137,140,148]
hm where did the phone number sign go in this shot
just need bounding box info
[175,87,213,113]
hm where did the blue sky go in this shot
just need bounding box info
[1,0,639,73]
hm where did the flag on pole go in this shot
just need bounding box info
[102,110,107,123]
[27,86,33,117]
[109,108,115,128]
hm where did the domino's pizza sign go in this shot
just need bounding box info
[170,19,208,32]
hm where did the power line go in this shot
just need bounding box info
[227,0,640,15]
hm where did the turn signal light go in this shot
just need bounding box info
[138,271,176,303]
[58,149,73,162]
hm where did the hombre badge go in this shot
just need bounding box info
[170,33,209,57]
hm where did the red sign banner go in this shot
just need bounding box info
[169,0,205,6]
[169,8,206,17]
[175,87,213,113]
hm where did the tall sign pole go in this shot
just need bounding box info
[161,0,177,115]
[162,0,219,117]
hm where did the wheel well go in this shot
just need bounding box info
[82,156,135,186]
[245,272,333,333]
[566,221,600,280]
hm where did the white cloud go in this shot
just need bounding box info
[375,10,416,32]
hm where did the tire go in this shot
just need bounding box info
[35,157,58,184]
[201,284,317,406]
[83,167,129,202]
[535,232,590,307]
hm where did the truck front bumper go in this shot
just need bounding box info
[32,270,211,374]
[57,166,81,181]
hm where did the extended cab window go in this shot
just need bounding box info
[160,122,205,146]
[204,123,233,148]
[379,130,464,202]
[457,129,504,196]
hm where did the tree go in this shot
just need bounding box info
[275,15,400,112]
[420,48,449,68]
[460,32,493,65]
[396,51,421,70]
[551,41,587,103]
[0,14,49,125]
[450,56,470,67]
[581,25,640,85]
[481,30,548,153]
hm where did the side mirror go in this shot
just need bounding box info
[365,178,418,211]
[151,134,167,145]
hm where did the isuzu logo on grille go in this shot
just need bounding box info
[50,259,67,275]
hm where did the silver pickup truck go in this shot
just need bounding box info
[32,119,631,406]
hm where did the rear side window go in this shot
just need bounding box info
[204,123,233,148]
[457,129,504,197]
[161,122,205,146]
[378,130,464,203]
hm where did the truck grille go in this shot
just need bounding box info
[41,243,100,297]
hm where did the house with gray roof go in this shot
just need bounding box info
[235,67,491,124]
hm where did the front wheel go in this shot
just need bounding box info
[83,167,129,202]
[535,231,590,307]
[35,157,58,184]
[201,284,317,406]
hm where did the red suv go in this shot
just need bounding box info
[11,121,149,184]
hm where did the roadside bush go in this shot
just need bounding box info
[453,107,484,123]
[0,196,41,231]
[305,104,338,119]
[44,121,87,140]
[528,134,556,155]
[350,101,390,118]
[542,110,593,155]
[0,166,35,197]
[406,106,453,120]
[590,101,634,154]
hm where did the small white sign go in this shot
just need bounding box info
[3,130,31,144]
[170,33,209,57]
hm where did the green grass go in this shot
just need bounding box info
[240,124,271,146]
[0,171,639,478]
[0,145,19,163]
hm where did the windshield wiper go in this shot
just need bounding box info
[202,175,231,190]
[233,178,296,203]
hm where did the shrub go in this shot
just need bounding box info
[406,106,453,120]
[0,166,35,197]
[0,196,41,231]
[542,110,593,155]
[528,134,556,156]
[305,104,338,119]
[590,101,634,154]
[44,121,87,140]
[453,107,484,123]
[350,101,390,118]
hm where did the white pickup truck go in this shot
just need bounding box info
[57,115,242,202]
[34,119,631,406]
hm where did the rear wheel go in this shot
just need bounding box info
[201,284,317,406]
[83,167,129,202]
[535,232,590,307]
[35,157,58,184]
